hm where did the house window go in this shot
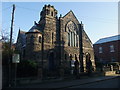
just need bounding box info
[111,57,116,62]
[110,45,115,52]
[99,58,103,62]
[99,47,103,53]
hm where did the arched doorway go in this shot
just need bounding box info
[85,52,91,62]
[48,51,55,71]
[85,52,92,73]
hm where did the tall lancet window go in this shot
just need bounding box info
[74,33,76,47]
[68,33,70,46]
[39,36,42,43]
[30,35,34,42]
[71,32,73,46]
[46,9,49,15]
[52,32,54,44]
[76,35,78,47]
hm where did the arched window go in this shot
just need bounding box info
[51,11,54,16]
[46,9,50,15]
[71,32,73,46]
[76,35,78,47]
[52,32,54,44]
[30,35,34,42]
[39,36,42,43]
[65,54,67,60]
[74,33,76,47]
[68,33,70,46]
[70,54,72,60]
[75,54,77,60]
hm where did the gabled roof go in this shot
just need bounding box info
[17,30,26,46]
[94,35,120,44]
[62,10,79,23]
[19,30,26,40]
[63,10,93,46]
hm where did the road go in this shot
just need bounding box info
[4,76,120,89]
[68,77,120,88]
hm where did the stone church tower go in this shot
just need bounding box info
[25,5,60,70]
[16,4,96,75]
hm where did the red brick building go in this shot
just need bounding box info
[93,35,120,64]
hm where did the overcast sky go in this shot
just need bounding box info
[2,2,118,44]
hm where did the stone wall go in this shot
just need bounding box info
[25,32,42,61]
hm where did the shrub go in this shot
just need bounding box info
[17,60,38,77]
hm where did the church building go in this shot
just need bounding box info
[16,4,96,75]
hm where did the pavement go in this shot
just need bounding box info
[13,73,120,89]
[2,72,120,89]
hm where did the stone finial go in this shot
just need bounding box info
[81,21,82,24]
[48,4,51,7]
[34,21,38,26]
[60,14,62,17]
[19,27,20,31]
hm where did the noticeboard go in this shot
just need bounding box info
[12,54,20,63]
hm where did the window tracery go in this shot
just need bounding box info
[66,21,79,47]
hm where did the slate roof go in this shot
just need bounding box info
[19,30,26,46]
[94,35,120,44]
[28,25,41,33]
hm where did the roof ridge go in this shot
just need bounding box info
[94,34,120,44]
[100,34,120,40]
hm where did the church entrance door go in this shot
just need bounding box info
[48,52,55,71]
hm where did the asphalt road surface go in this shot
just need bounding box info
[68,77,120,88]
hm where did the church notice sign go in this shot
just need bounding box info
[12,54,20,63]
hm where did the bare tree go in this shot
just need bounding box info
[0,29,14,43]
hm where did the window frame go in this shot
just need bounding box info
[99,46,103,53]
[110,45,115,52]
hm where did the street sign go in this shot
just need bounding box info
[12,54,20,63]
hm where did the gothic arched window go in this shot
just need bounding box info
[75,54,77,60]
[76,35,79,47]
[39,36,42,43]
[52,32,54,44]
[65,54,67,60]
[30,35,34,42]
[68,33,70,46]
[46,9,50,15]
[51,11,54,16]
[66,21,78,47]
